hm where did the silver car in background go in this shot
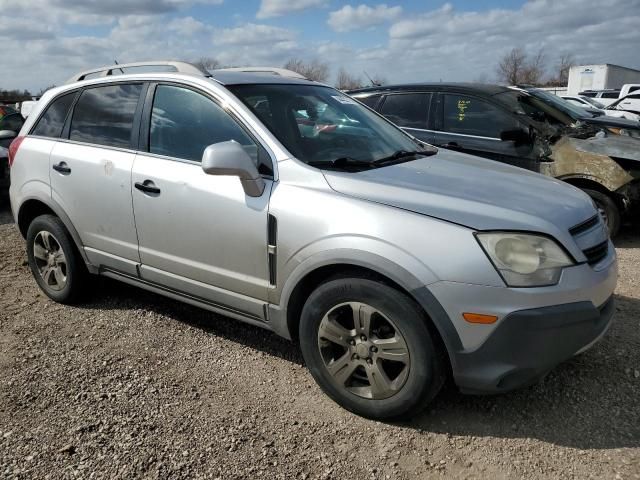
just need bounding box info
[9,62,617,419]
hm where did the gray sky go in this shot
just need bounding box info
[1,0,639,92]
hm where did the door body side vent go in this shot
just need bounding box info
[267,214,277,286]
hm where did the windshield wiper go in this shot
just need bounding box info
[308,157,376,170]
[308,148,437,171]
[373,149,437,165]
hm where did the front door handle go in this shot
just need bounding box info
[134,180,161,195]
[52,162,71,174]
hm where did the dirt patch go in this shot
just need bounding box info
[1,205,639,479]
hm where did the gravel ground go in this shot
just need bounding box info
[1,203,639,479]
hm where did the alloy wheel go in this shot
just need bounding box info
[317,301,410,400]
[33,231,68,291]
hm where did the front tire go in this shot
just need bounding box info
[583,188,620,237]
[299,278,445,420]
[26,214,87,304]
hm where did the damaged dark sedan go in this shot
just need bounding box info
[349,83,640,236]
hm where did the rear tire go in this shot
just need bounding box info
[583,188,620,237]
[299,278,446,420]
[26,214,88,304]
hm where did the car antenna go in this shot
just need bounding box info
[364,71,381,87]
[114,59,125,75]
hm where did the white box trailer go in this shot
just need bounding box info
[567,64,640,95]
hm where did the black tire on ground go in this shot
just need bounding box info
[583,188,621,237]
[26,214,88,304]
[299,277,446,420]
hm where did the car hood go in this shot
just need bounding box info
[570,133,640,162]
[323,149,595,234]
[583,115,640,129]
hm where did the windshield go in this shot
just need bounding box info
[581,97,605,109]
[494,90,575,127]
[524,88,594,119]
[228,84,426,168]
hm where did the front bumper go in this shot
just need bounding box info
[452,295,614,393]
[423,243,617,394]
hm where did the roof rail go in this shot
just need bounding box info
[65,61,209,84]
[211,67,308,80]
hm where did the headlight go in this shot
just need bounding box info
[476,233,574,287]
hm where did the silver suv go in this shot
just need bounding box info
[9,62,617,419]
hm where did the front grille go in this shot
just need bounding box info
[569,214,599,236]
[582,241,609,266]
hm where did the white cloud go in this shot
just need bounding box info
[212,24,301,66]
[213,23,296,46]
[385,0,640,83]
[49,0,223,15]
[1,0,639,92]
[328,4,402,32]
[256,0,327,19]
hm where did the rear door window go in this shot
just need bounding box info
[70,84,143,148]
[379,93,430,129]
[31,93,75,138]
[442,94,518,138]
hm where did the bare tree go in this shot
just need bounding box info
[335,67,363,90]
[548,53,575,86]
[496,47,547,85]
[521,48,546,84]
[195,57,221,71]
[496,47,527,85]
[38,85,57,97]
[283,58,330,82]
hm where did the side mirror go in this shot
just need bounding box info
[0,130,17,141]
[500,128,530,145]
[201,141,265,197]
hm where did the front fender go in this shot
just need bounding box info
[267,243,463,367]
[272,235,439,307]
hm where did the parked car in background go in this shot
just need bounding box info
[522,87,640,137]
[20,100,40,118]
[9,62,617,420]
[606,92,640,116]
[579,89,621,106]
[562,95,640,122]
[618,84,640,98]
[349,83,640,235]
[0,106,25,198]
[565,95,607,109]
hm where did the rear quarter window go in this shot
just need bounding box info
[31,93,76,138]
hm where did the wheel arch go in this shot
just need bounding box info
[270,256,462,373]
[560,175,625,210]
[17,196,95,272]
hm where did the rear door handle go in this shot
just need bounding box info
[52,162,71,174]
[134,180,161,195]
